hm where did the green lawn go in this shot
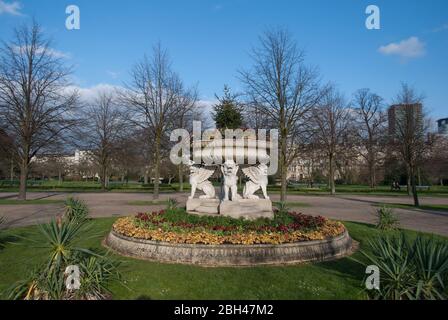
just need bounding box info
[0,199,65,205]
[1,218,446,300]
[0,180,179,193]
[270,184,448,197]
[1,181,447,197]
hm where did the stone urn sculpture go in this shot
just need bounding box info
[186,138,273,220]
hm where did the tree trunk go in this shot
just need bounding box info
[329,153,336,195]
[153,135,161,200]
[58,169,62,186]
[100,166,107,191]
[10,157,14,182]
[178,164,184,192]
[280,133,287,202]
[369,153,376,189]
[417,167,421,186]
[144,170,149,185]
[410,166,419,207]
[18,161,28,200]
[406,167,412,196]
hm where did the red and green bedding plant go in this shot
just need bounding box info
[133,209,327,235]
[112,209,346,245]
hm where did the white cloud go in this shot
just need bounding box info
[66,83,122,103]
[378,36,426,59]
[14,45,70,59]
[433,23,448,33]
[44,48,71,59]
[106,70,120,79]
[213,4,223,11]
[197,99,216,110]
[0,0,22,16]
[65,84,217,125]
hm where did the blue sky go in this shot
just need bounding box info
[0,0,447,120]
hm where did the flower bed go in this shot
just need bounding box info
[112,209,346,245]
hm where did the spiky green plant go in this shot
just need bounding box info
[64,197,89,222]
[6,268,40,300]
[167,198,178,211]
[36,218,93,270]
[375,206,400,230]
[275,201,290,214]
[358,233,448,300]
[410,236,448,299]
[73,254,121,300]
[7,198,121,300]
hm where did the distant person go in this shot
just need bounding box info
[391,180,401,191]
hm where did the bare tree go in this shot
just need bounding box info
[112,132,142,184]
[239,28,322,201]
[81,92,127,190]
[172,86,198,192]
[424,135,448,186]
[390,83,428,206]
[120,43,192,199]
[0,22,78,199]
[310,86,352,195]
[0,128,16,181]
[33,154,67,184]
[352,88,387,188]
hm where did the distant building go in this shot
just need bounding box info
[388,103,423,137]
[437,118,448,136]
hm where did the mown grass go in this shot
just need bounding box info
[1,217,446,300]
[0,181,179,193]
[269,184,448,197]
[0,199,65,205]
[1,181,447,197]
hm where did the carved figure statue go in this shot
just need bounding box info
[221,160,240,201]
[242,163,269,200]
[188,161,216,199]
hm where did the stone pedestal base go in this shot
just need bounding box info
[220,199,273,220]
[187,198,274,220]
[187,198,219,215]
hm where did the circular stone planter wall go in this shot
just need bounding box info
[105,230,353,266]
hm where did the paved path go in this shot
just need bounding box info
[0,192,447,236]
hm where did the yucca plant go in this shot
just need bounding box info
[359,233,415,299]
[38,266,66,300]
[275,202,290,214]
[36,217,94,270]
[7,198,121,300]
[72,254,121,300]
[6,268,41,300]
[167,198,178,211]
[410,236,448,300]
[357,233,448,300]
[64,197,89,222]
[375,206,400,230]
